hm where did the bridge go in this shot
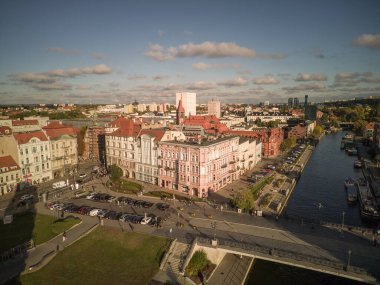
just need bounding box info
[180,210,380,284]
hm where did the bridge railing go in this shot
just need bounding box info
[196,237,368,276]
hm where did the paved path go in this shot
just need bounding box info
[0,205,98,284]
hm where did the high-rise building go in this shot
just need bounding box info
[175,92,196,117]
[304,95,309,108]
[288,98,294,108]
[208,99,221,118]
[294,97,299,108]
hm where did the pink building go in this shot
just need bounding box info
[158,136,240,198]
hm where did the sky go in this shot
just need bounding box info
[0,0,380,105]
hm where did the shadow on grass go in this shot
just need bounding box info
[0,186,38,285]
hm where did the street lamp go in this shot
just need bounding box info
[347,249,352,269]
[341,211,345,231]
[211,221,217,240]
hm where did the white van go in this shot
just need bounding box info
[52,181,67,189]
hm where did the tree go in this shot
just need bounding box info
[232,191,254,210]
[185,250,211,277]
[312,125,324,138]
[280,137,296,152]
[319,113,329,123]
[109,165,123,182]
[353,120,367,135]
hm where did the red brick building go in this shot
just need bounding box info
[227,127,284,158]
[183,115,229,135]
[287,124,307,140]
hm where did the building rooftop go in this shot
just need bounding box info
[14,131,48,144]
[159,135,238,147]
[0,155,20,172]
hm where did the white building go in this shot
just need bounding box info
[238,138,262,175]
[208,100,221,118]
[176,92,196,117]
[135,129,186,185]
[14,131,53,184]
[137,104,147,113]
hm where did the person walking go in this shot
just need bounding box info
[62,231,67,242]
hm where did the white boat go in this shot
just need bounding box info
[354,160,362,168]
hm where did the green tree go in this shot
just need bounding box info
[109,165,123,182]
[353,120,367,135]
[185,250,211,277]
[232,191,255,210]
[312,125,324,137]
[319,113,329,123]
[280,137,296,152]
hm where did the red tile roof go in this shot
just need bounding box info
[42,121,78,139]
[14,131,48,144]
[0,126,12,135]
[138,129,166,141]
[0,155,20,171]
[183,115,229,134]
[12,119,39,126]
[107,116,142,137]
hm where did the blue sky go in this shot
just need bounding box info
[0,0,379,104]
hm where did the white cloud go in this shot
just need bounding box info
[333,72,380,87]
[192,62,212,70]
[144,44,176,61]
[252,76,279,85]
[128,74,147,80]
[218,77,248,87]
[177,42,256,58]
[10,64,112,91]
[354,34,380,49]
[145,41,256,61]
[295,73,327,81]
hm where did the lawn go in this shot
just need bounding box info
[20,227,170,285]
[110,179,143,194]
[0,212,80,253]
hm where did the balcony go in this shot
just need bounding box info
[229,161,236,164]
[221,164,227,169]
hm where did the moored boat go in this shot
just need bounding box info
[356,180,380,220]
[346,185,358,204]
[344,177,356,189]
[354,160,362,168]
[347,148,358,156]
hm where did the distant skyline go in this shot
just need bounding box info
[0,0,379,105]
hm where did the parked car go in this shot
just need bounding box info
[140,217,152,225]
[20,194,34,201]
[79,173,87,178]
[97,209,109,218]
[86,192,97,200]
[142,202,153,208]
[108,196,117,203]
[157,203,170,211]
[89,208,102,216]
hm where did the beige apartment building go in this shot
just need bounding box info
[43,121,78,178]
[0,155,22,195]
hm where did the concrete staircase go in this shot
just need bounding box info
[154,240,192,284]
[163,241,191,275]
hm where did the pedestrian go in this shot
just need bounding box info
[62,231,67,242]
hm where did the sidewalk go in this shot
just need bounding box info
[0,204,99,283]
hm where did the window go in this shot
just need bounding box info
[40,146,43,152]
[20,149,23,155]
[26,158,29,164]
[25,148,28,154]
[11,174,14,180]
[45,145,48,151]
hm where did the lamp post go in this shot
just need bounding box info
[211,221,217,240]
[347,249,352,269]
[341,211,345,231]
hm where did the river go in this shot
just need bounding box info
[284,131,373,228]
[245,131,375,285]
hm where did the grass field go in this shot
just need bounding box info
[20,227,170,285]
[0,212,80,253]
